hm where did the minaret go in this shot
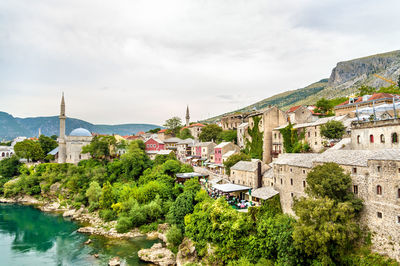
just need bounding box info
[58,93,67,163]
[185,105,190,127]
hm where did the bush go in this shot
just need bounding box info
[99,209,116,222]
[129,203,147,227]
[116,216,133,233]
[166,225,183,247]
[88,202,99,212]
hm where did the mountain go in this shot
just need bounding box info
[0,112,161,140]
[203,50,400,123]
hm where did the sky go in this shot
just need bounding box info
[1,0,400,126]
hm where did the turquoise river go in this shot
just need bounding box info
[0,203,159,266]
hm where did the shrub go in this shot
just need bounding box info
[85,181,102,204]
[166,225,183,247]
[116,216,132,233]
[99,209,116,222]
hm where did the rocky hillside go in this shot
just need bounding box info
[0,111,161,140]
[203,50,400,123]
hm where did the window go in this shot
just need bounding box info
[274,133,277,139]
[377,166,381,172]
[290,168,292,172]
[377,212,382,218]
[303,181,306,188]
[291,193,294,198]
[392,133,398,143]
[357,135,360,144]
[377,185,382,195]
[302,170,306,174]
[315,132,317,137]
[380,134,385,143]
[308,132,310,137]
[353,185,358,194]
[398,188,400,198]
[370,134,374,143]
[280,179,283,185]
[397,216,400,224]
[352,168,357,174]
[290,178,293,185]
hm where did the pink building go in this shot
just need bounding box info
[145,138,165,152]
[214,142,240,165]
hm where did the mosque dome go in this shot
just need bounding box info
[69,128,92,137]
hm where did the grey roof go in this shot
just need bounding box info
[197,142,215,147]
[231,161,259,172]
[215,142,231,148]
[157,150,174,155]
[369,149,400,161]
[176,172,209,178]
[263,168,274,178]
[164,137,182,143]
[177,138,195,145]
[48,147,59,155]
[314,150,374,166]
[213,183,250,192]
[222,150,236,158]
[273,153,320,168]
[273,115,349,130]
[247,187,279,200]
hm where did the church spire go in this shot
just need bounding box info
[185,105,190,127]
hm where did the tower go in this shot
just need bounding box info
[185,105,190,127]
[58,93,67,163]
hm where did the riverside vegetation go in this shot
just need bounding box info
[0,137,398,265]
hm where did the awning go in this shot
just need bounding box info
[212,183,251,193]
[192,159,199,162]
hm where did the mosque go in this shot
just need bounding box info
[58,94,92,164]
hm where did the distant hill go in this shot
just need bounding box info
[203,50,400,123]
[0,112,161,140]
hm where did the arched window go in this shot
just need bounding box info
[357,135,361,144]
[6,152,9,157]
[380,134,385,143]
[392,133,398,143]
[1,152,4,157]
[370,135,374,143]
[377,185,382,195]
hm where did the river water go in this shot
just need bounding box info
[0,203,159,266]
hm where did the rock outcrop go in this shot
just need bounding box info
[176,237,198,266]
[138,243,176,266]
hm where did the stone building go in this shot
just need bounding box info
[220,113,248,131]
[351,118,400,150]
[176,138,196,161]
[164,137,181,151]
[237,122,248,149]
[270,149,400,261]
[58,94,92,164]
[229,159,263,189]
[272,115,349,153]
[181,123,205,140]
[195,142,216,160]
[214,142,240,165]
[286,105,319,124]
[0,146,14,160]
[247,106,287,164]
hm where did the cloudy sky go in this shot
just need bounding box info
[1,0,399,126]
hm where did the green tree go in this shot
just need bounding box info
[99,181,114,209]
[50,135,58,140]
[14,139,44,162]
[306,163,352,202]
[293,197,360,264]
[320,120,345,140]
[164,117,182,135]
[178,128,193,139]
[315,98,334,116]
[245,116,263,159]
[147,128,161,133]
[85,181,102,204]
[0,156,21,179]
[167,191,195,230]
[81,135,117,160]
[166,225,183,247]
[199,124,222,142]
[218,130,237,144]
[120,141,152,180]
[357,85,376,96]
[38,135,58,155]
[223,153,251,176]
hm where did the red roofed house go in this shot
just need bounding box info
[287,105,319,124]
[334,93,400,117]
[145,137,165,152]
[157,129,173,141]
[181,123,205,140]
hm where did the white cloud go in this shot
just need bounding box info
[0,0,399,125]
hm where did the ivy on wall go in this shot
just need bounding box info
[245,116,264,160]
[279,123,310,153]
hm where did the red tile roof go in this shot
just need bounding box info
[287,105,302,113]
[136,131,145,135]
[158,129,167,133]
[336,93,399,107]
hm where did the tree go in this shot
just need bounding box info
[82,135,117,160]
[166,225,183,247]
[167,191,195,230]
[50,135,58,141]
[245,116,263,159]
[164,117,182,135]
[85,181,102,204]
[357,85,376,96]
[0,156,21,179]
[306,162,352,202]
[99,181,114,209]
[320,120,345,140]
[218,130,237,144]
[38,135,58,155]
[315,98,333,116]
[178,128,193,139]
[147,128,161,133]
[120,141,152,180]
[14,139,44,162]
[223,153,251,176]
[293,197,360,264]
[199,124,222,142]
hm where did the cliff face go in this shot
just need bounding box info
[328,50,400,88]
